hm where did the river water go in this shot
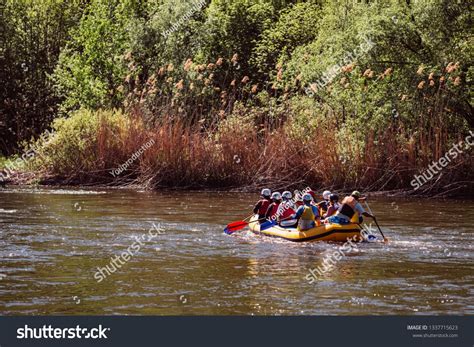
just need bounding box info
[0,187,472,315]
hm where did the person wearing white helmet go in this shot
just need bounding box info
[281,191,295,208]
[265,192,282,220]
[322,190,331,200]
[253,188,272,222]
[317,190,332,215]
[293,193,320,231]
[323,194,340,219]
[277,191,297,227]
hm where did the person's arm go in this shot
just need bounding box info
[312,205,321,226]
[362,211,375,218]
[323,205,333,218]
[312,206,321,220]
[294,206,303,219]
[355,203,374,219]
[253,201,261,214]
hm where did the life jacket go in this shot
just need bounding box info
[338,196,357,219]
[318,200,329,213]
[266,202,281,218]
[256,199,271,216]
[297,205,318,231]
[301,205,316,221]
[278,201,295,219]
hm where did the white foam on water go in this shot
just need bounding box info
[391,240,427,248]
[0,188,107,195]
[0,208,17,213]
[36,189,107,195]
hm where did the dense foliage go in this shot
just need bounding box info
[1,0,473,194]
[0,0,85,154]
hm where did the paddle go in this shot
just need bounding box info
[357,223,377,242]
[373,217,388,243]
[364,201,388,243]
[260,219,277,231]
[224,220,249,234]
[224,215,264,234]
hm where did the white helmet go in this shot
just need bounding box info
[322,190,331,200]
[271,192,282,200]
[282,191,292,199]
[303,193,313,202]
[261,188,271,198]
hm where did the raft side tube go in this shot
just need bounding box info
[248,215,361,242]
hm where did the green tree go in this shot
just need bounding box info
[202,0,276,78]
[53,0,144,113]
[0,0,84,155]
[252,2,322,77]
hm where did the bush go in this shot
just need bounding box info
[31,109,135,182]
[4,0,473,195]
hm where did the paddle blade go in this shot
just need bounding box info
[224,220,248,234]
[260,220,276,231]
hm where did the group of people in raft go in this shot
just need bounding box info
[253,189,375,231]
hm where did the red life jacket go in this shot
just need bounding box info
[266,202,281,218]
[279,203,295,219]
[257,199,271,216]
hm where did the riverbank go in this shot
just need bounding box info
[1,107,473,198]
[2,177,473,199]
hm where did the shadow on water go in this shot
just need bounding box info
[0,187,472,315]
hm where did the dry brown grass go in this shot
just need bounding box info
[51,105,468,196]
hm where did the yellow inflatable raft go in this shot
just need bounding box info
[248,215,361,242]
